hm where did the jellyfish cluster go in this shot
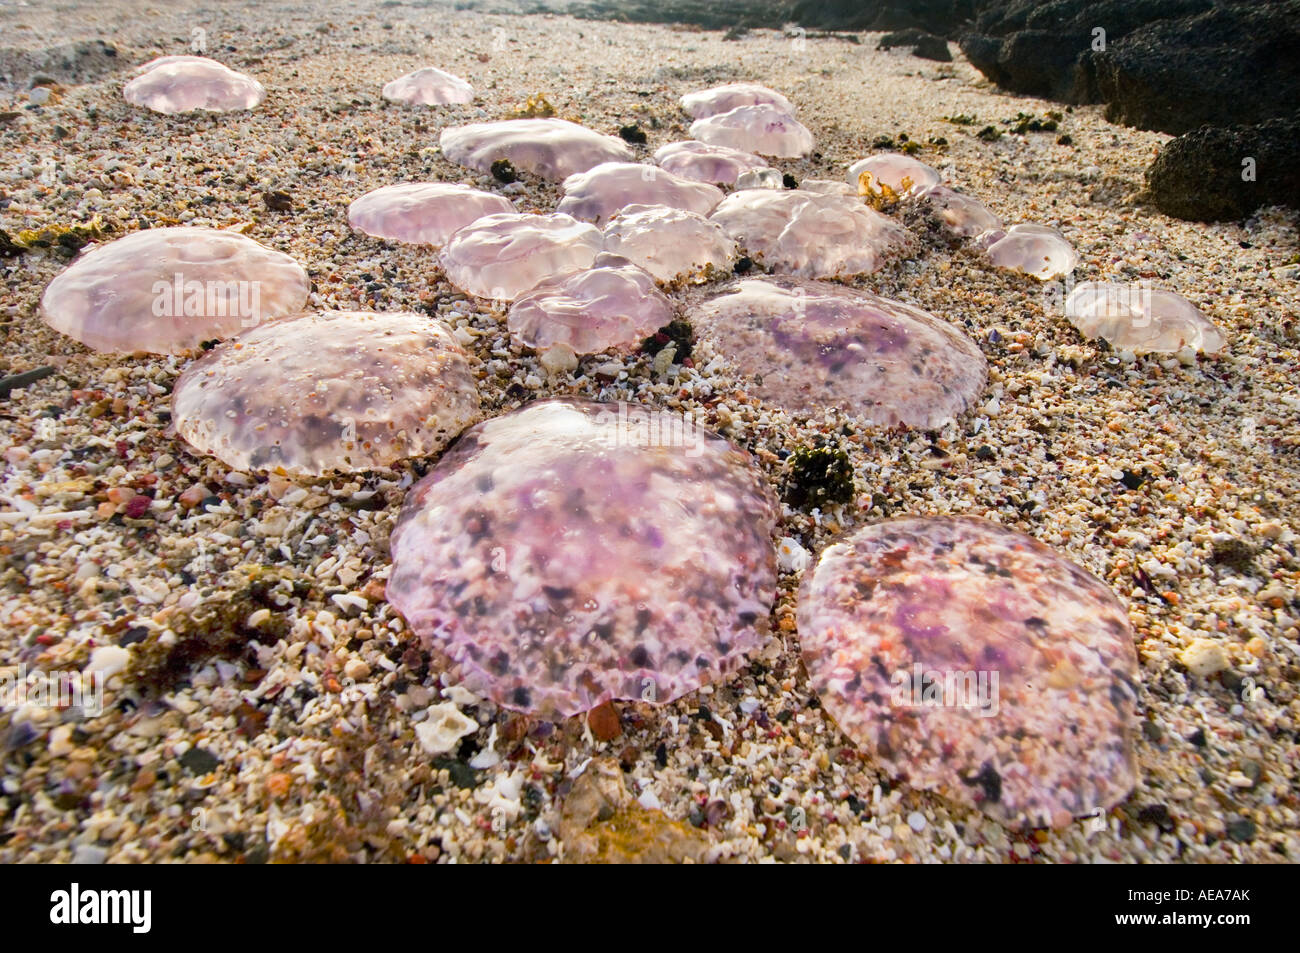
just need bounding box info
[26,61,1230,831]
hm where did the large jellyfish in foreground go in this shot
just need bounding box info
[386,398,780,718]
[556,162,723,225]
[507,254,673,353]
[382,66,474,105]
[347,183,513,247]
[799,516,1140,829]
[123,56,265,114]
[690,277,987,428]
[653,140,770,186]
[437,212,603,300]
[439,118,633,182]
[602,205,737,284]
[39,226,309,354]
[1064,281,1226,354]
[690,104,814,158]
[709,190,912,278]
[680,83,795,119]
[171,310,481,476]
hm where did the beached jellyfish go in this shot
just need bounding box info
[347,183,513,247]
[440,118,633,183]
[919,185,1001,238]
[690,277,987,428]
[653,140,770,186]
[735,168,786,190]
[709,190,913,278]
[680,83,795,119]
[437,212,603,300]
[507,254,672,353]
[123,55,265,114]
[382,66,474,105]
[847,154,941,197]
[690,105,814,158]
[39,226,309,354]
[982,224,1078,280]
[798,179,857,197]
[799,516,1140,829]
[171,310,481,476]
[555,162,724,226]
[602,205,736,284]
[386,397,780,717]
[1064,281,1226,354]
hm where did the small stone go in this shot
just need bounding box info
[587,701,622,741]
[907,811,927,832]
[414,702,477,755]
[343,659,370,681]
[1179,638,1230,677]
[178,746,219,774]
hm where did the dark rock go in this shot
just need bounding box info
[879,28,953,61]
[790,0,977,35]
[1147,115,1300,221]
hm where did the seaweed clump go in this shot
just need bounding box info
[782,445,854,508]
[511,93,555,118]
[641,318,694,364]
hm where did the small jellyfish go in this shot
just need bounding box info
[690,277,987,428]
[439,118,634,182]
[123,55,265,114]
[507,254,672,353]
[679,83,795,119]
[382,66,474,105]
[708,190,913,278]
[386,398,780,718]
[983,223,1079,280]
[347,183,514,247]
[171,310,481,476]
[1064,281,1226,354]
[556,162,724,225]
[847,154,942,197]
[798,179,857,197]
[653,140,770,187]
[735,168,786,190]
[437,212,603,300]
[919,185,1002,238]
[799,516,1140,830]
[39,226,309,354]
[602,205,737,284]
[690,104,814,158]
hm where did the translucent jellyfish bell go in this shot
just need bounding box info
[919,185,1002,238]
[507,254,672,353]
[437,212,603,300]
[652,140,770,186]
[1064,281,1226,354]
[439,118,634,182]
[983,224,1079,280]
[691,277,987,428]
[799,516,1140,830]
[709,190,913,278]
[602,205,737,284]
[679,83,795,119]
[347,183,514,247]
[123,55,265,114]
[690,104,814,158]
[39,226,309,354]
[386,397,780,718]
[382,67,474,105]
[847,154,941,197]
[171,310,481,476]
[556,162,724,225]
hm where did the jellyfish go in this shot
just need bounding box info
[847,154,942,197]
[171,310,481,476]
[382,66,474,105]
[123,55,265,114]
[556,162,724,226]
[690,104,814,158]
[1064,281,1226,354]
[919,185,1002,238]
[39,226,309,354]
[347,183,514,247]
[679,83,795,119]
[385,398,780,718]
[690,277,987,428]
[437,212,604,300]
[652,140,770,187]
[439,118,634,182]
[982,224,1078,280]
[799,515,1140,830]
[602,205,737,284]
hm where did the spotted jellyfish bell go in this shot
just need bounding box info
[439,118,634,183]
[1064,281,1226,355]
[981,223,1079,280]
[382,66,474,105]
[346,183,514,247]
[123,55,265,114]
[437,212,604,301]
[556,162,724,226]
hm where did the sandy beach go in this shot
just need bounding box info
[0,0,1297,863]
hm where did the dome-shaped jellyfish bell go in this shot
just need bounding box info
[171,310,482,476]
[347,183,514,247]
[385,397,780,718]
[439,118,633,183]
[123,55,265,114]
[981,224,1079,280]
[39,226,309,354]
[1064,281,1226,355]
[799,515,1140,830]
[437,211,603,301]
[382,66,474,105]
